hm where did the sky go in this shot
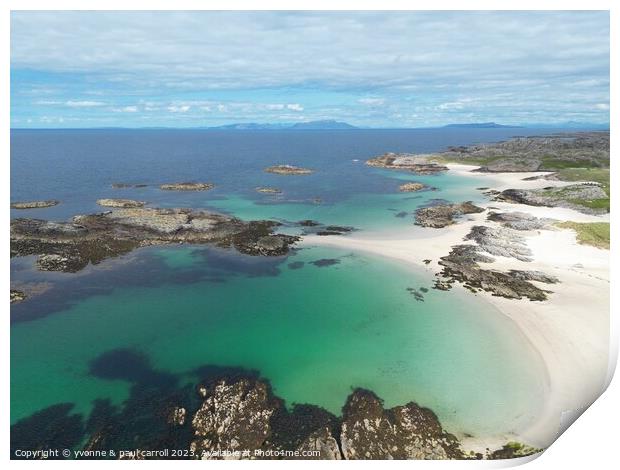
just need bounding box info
[10,11,610,128]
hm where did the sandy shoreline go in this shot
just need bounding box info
[302,164,610,451]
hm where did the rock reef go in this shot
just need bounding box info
[10,289,26,303]
[160,182,214,191]
[10,207,298,273]
[264,165,314,175]
[366,153,448,175]
[96,199,145,208]
[255,187,282,194]
[415,201,484,228]
[11,200,59,209]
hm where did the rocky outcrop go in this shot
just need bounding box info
[366,153,448,175]
[415,201,484,228]
[96,199,145,208]
[340,389,463,460]
[436,245,553,301]
[399,182,426,192]
[10,289,26,303]
[494,185,608,214]
[191,379,277,459]
[255,187,282,194]
[11,200,59,209]
[316,226,354,236]
[10,208,299,273]
[264,165,313,175]
[487,211,554,231]
[440,132,609,172]
[464,225,532,261]
[160,182,214,191]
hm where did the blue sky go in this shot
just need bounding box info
[11,11,610,128]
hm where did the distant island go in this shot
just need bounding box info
[211,120,358,130]
[442,122,523,129]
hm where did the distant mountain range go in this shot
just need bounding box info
[211,120,358,130]
[442,122,523,129]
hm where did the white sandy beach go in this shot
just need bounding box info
[303,164,610,451]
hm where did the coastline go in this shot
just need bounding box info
[302,164,610,451]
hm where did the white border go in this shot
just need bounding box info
[2,1,616,468]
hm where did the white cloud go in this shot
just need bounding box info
[65,100,105,107]
[286,103,304,111]
[167,105,191,113]
[358,98,385,106]
[595,103,609,110]
[113,105,138,113]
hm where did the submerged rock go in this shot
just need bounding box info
[11,200,59,209]
[415,201,484,228]
[264,165,313,175]
[111,183,148,188]
[96,199,145,208]
[160,182,214,191]
[366,153,448,175]
[10,208,298,273]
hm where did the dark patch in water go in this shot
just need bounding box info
[89,348,177,390]
[10,245,290,324]
[310,258,341,268]
[395,211,409,218]
[11,403,84,459]
[288,261,305,270]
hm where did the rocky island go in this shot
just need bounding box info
[264,165,314,175]
[11,200,59,209]
[399,182,426,192]
[96,198,146,208]
[256,187,282,194]
[160,182,215,191]
[10,207,299,273]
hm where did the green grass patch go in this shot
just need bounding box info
[540,157,604,170]
[553,168,610,195]
[555,221,610,249]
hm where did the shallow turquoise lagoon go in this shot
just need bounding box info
[11,244,545,438]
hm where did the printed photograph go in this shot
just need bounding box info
[9,10,611,461]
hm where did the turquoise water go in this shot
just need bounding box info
[11,244,545,437]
